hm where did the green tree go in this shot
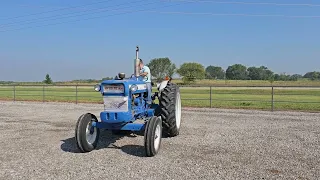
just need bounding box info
[147,57,176,81]
[303,72,315,79]
[247,66,274,80]
[304,71,320,80]
[274,74,280,81]
[311,72,320,80]
[263,69,274,80]
[205,66,225,79]
[289,74,303,81]
[176,62,206,83]
[247,67,261,80]
[225,64,248,80]
[268,74,275,84]
[278,73,289,81]
[167,63,176,78]
[43,74,52,84]
[259,66,274,80]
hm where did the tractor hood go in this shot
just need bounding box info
[95,78,147,95]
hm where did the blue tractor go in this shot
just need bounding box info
[74,46,182,157]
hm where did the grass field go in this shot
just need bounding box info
[172,79,320,87]
[4,79,320,87]
[0,84,319,112]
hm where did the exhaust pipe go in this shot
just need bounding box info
[134,46,140,77]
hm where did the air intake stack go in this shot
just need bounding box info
[134,46,140,77]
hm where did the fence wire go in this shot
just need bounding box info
[0,85,319,112]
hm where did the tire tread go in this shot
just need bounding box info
[156,82,180,137]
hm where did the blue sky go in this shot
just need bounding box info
[1,0,320,81]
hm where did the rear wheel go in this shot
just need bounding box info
[75,113,100,153]
[156,82,181,137]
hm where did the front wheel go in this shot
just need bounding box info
[144,116,162,157]
[75,113,100,153]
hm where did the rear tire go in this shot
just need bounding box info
[144,116,162,157]
[155,82,181,137]
[75,113,100,153]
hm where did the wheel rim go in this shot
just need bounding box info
[86,119,97,145]
[175,91,181,129]
[154,123,161,151]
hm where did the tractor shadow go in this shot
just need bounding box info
[60,130,146,157]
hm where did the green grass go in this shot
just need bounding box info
[0,85,319,112]
[2,78,320,87]
[171,79,320,87]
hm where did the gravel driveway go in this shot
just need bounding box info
[0,101,319,180]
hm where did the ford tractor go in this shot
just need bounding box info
[74,46,182,157]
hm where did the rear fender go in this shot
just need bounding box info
[156,80,169,96]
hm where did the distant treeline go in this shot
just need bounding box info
[144,58,320,83]
[1,58,319,85]
[205,64,320,82]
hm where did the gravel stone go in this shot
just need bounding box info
[0,101,319,180]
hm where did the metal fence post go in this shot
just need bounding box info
[43,85,45,102]
[210,86,212,108]
[271,86,274,112]
[13,85,16,102]
[76,85,78,104]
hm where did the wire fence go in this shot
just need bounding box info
[0,84,319,112]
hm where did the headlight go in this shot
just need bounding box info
[94,84,101,92]
[130,84,138,92]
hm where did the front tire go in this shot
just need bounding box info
[144,116,162,157]
[75,113,100,153]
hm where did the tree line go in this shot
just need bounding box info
[39,58,320,84]
[146,57,320,84]
[2,57,318,85]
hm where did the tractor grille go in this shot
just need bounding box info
[103,96,128,112]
